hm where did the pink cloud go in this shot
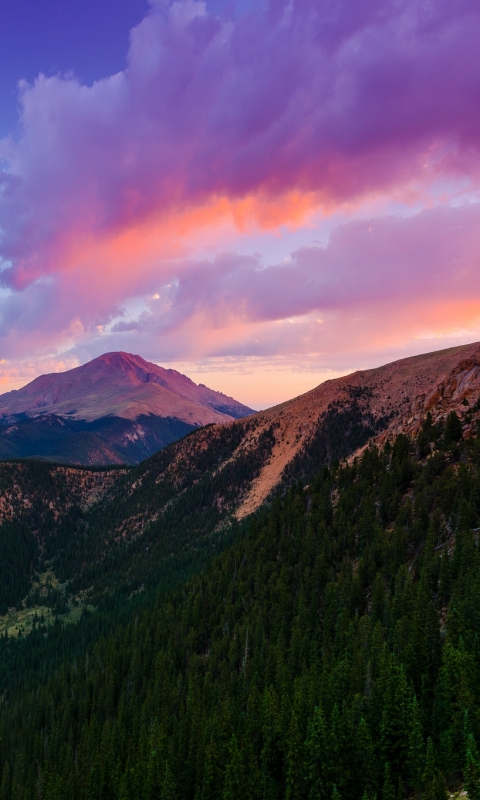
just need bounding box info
[1,202,480,371]
[2,0,480,386]
[132,204,480,334]
[2,0,480,290]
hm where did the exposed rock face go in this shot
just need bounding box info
[389,349,480,441]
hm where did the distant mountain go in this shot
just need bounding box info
[0,352,255,464]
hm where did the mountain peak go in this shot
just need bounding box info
[0,351,254,423]
[0,352,255,464]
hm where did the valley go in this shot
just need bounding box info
[3,341,480,630]
[1,342,480,798]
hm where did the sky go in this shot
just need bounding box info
[1,0,480,409]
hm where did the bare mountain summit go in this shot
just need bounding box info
[0,353,254,464]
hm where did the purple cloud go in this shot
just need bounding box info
[1,0,480,291]
[146,204,480,332]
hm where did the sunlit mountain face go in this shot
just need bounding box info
[0,351,254,463]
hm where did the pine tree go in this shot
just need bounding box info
[356,717,376,797]
[431,771,449,800]
[407,697,424,793]
[286,711,303,800]
[202,739,220,800]
[381,763,395,800]
[305,706,328,800]
[465,734,480,800]
[444,411,463,445]
[118,772,131,800]
[423,737,437,794]
[260,687,280,800]
[161,760,178,800]
[0,763,11,800]
[438,551,451,606]
[223,736,244,800]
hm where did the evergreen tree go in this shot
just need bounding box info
[444,411,463,445]
[407,697,424,793]
[465,734,480,800]
[0,763,11,800]
[423,738,437,794]
[305,707,328,800]
[381,763,395,800]
[160,761,178,800]
[285,711,303,799]
[431,771,449,800]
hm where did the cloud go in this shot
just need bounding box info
[2,198,480,365]
[53,202,480,365]
[1,0,480,388]
[2,0,480,287]
[131,202,480,330]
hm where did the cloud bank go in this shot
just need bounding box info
[1,0,480,394]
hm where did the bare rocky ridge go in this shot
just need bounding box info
[227,341,480,515]
[0,462,123,526]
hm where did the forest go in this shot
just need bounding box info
[0,411,479,798]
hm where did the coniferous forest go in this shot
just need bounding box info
[0,413,480,798]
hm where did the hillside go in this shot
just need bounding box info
[2,341,480,622]
[1,385,480,798]
[0,343,480,798]
[0,352,254,464]
[231,340,480,516]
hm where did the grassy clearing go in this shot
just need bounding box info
[0,601,95,638]
[0,605,54,637]
[0,570,95,637]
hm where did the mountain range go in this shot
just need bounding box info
[0,340,479,529]
[0,352,254,464]
[1,341,480,799]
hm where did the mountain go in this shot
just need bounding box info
[1,343,480,799]
[126,338,478,523]
[231,339,480,514]
[1,339,480,619]
[0,352,255,464]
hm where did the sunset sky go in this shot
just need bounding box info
[1,0,480,409]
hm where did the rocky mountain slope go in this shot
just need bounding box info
[233,339,480,514]
[0,352,254,464]
[3,340,480,531]
[0,461,124,527]
[2,340,480,625]
[140,338,480,520]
